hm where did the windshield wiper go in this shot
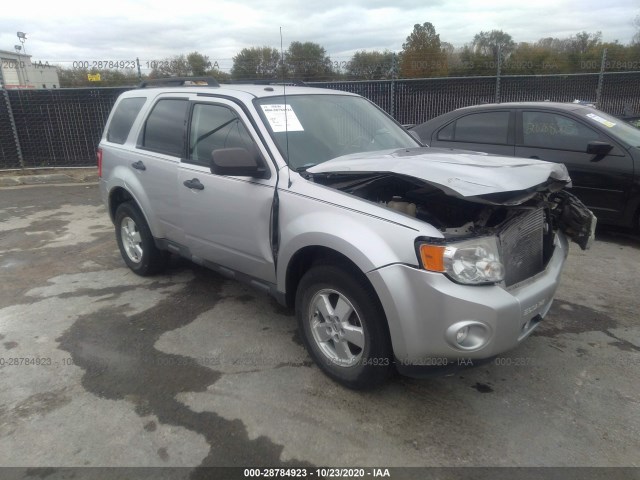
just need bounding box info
[295,163,317,172]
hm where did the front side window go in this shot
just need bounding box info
[107,97,146,144]
[188,104,258,166]
[449,111,510,144]
[522,111,601,151]
[578,109,640,148]
[142,99,188,156]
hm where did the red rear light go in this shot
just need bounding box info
[97,148,103,178]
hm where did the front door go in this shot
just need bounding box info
[178,99,277,283]
[515,110,633,223]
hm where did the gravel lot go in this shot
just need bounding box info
[0,183,638,475]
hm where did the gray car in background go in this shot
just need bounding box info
[412,102,640,229]
[99,78,595,388]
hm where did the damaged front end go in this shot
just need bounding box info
[547,190,597,250]
[306,168,595,288]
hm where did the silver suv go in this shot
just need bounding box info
[99,77,595,389]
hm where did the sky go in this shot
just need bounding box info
[1,0,638,72]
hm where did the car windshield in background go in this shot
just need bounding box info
[255,94,419,169]
[580,109,640,147]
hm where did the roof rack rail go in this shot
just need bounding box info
[226,79,307,87]
[138,77,220,88]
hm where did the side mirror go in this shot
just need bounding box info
[586,141,613,160]
[210,148,268,178]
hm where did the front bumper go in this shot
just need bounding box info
[367,232,568,372]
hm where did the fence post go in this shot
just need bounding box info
[495,45,502,104]
[0,68,25,168]
[595,48,607,109]
[390,52,397,119]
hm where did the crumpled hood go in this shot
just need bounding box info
[307,147,571,200]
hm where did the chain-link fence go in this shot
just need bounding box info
[0,89,22,169]
[0,88,127,169]
[311,71,640,125]
[1,72,639,169]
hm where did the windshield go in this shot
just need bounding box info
[254,94,420,169]
[579,108,640,148]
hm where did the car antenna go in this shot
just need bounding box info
[280,27,292,187]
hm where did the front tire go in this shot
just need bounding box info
[295,265,393,389]
[114,202,168,276]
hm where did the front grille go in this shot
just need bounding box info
[499,209,544,287]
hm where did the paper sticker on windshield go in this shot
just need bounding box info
[260,104,304,132]
[586,113,616,128]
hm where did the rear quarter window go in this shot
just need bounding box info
[107,97,146,144]
[437,121,454,140]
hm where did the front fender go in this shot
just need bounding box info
[276,202,429,293]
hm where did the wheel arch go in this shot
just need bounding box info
[631,194,640,231]
[108,186,135,221]
[283,245,381,312]
[107,184,159,238]
[612,189,640,229]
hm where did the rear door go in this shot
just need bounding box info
[178,99,277,283]
[428,110,515,156]
[130,95,190,243]
[515,110,633,223]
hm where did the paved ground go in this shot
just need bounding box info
[0,184,639,471]
[0,168,98,187]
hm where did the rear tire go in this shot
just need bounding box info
[114,202,168,276]
[295,265,393,389]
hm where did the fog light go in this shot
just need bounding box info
[456,326,469,344]
[446,321,491,351]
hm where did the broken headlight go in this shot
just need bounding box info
[418,236,504,285]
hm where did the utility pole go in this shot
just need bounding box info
[16,32,30,86]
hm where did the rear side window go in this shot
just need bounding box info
[142,99,189,156]
[107,97,146,144]
[438,111,510,144]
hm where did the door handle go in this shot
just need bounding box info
[183,178,204,190]
[131,160,146,171]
